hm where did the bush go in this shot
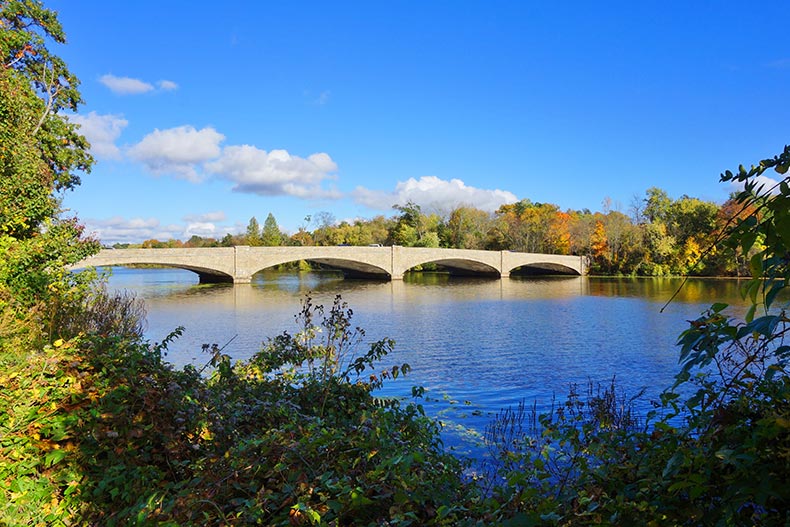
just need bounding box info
[2,292,479,526]
[479,147,790,526]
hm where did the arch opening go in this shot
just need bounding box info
[509,263,581,276]
[74,263,234,284]
[404,258,501,278]
[250,258,391,280]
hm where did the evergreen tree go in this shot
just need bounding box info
[245,216,262,245]
[261,212,283,246]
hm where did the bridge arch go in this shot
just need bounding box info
[400,258,501,277]
[238,246,393,280]
[246,257,391,279]
[392,247,503,278]
[72,248,238,283]
[72,259,235,284]
[507,262,582,276]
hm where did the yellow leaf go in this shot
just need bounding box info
[53,339,64,348]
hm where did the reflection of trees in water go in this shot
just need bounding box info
[585,277,749,305]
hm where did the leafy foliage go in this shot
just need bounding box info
[2,294,478,526]
[0,0,98,311]
[479,146,790,525]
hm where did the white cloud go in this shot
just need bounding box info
[100,74,155,95]
[69,112,128,159]
[100,74,180,94]
[127,126,225,182]
[84,216,183,244]
[184,222,219,237]
[158,79,179,91]
[353,176,518,212]
[183,211,227,223]
[206,145,341,199]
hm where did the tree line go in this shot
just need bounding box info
[129,188,752,277]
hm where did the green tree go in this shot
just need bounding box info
[244,216,261,245]
[261,212,283,246]
[0,0,97,308]
[1,0,91,192]
[443,206,492,249]
[219,232,236,247]
[643,186,671,223]
[391,201,434,246]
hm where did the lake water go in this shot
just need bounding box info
[105,267,751,456]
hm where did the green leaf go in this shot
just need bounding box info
[44,448,66,467]
[745,303,757,323]
[663,451,685,479]
[773,214,790,250]
[749,253,764,279]
[744,315,780,337]
[765,281,785,310]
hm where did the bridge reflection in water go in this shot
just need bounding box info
[75,246,588,284]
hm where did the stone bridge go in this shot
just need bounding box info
[74,246,587,284]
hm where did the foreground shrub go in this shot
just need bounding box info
[480,147,790,526]
[2,292,478,526]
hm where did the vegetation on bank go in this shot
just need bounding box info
[2,1,790,525]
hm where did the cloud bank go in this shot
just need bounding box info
[206,146,340,199]
[85,217,181,244]
[127,126,225,182]
[125,125,340,199]
[85,214,240,244]
[353,176,517,212]
[103,121,516,219]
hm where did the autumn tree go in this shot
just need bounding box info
[589,220,609,272]
[289,215,314,246]
[494,199,570,253]
[311,211,336,246]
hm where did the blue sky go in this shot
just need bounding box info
[50,1,790,243]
